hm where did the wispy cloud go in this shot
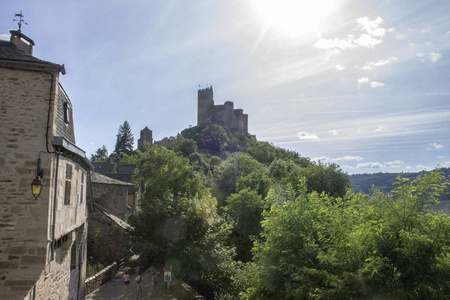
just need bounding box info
[315,17,386,51]
[357,77,369,84]
[297,131,319,140]
[429,52,442,62]
[371,81,385,88]
[335,64,345,71]
[0,34,9,41]
[357,160,404,169]
[384,160,404,167]
[429,142,444,149]
[313,155,363,163]
[357,162,383,169]
[329,129,338,136]
[375,125,386,132]
[363,56,398,70]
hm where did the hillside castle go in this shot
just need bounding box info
[197,86,248,134]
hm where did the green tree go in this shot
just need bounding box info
[90,145,108,162]
[199,124,230,152]
[237,173,450,299]
[285,162,350,198]
[224,189,266,262]
[114,120,134,157]
[127,146,238,298]
[213,152,268,204]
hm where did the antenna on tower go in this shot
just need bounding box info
[13,10,28,32]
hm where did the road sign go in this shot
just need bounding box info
[164,271,171,282]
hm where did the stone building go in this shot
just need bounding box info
[197,86,248,133]
[87,173,133,264]
[0,30,92,299]
[137,126,153,151]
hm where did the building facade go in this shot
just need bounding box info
[197,86,248,133]
[0,30,92,299]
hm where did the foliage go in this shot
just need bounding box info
[114,120,134,157]
[212,152,269,205]
[237,173,450,299]
[90,145,108,162]
[285,162,350,198]
[223,189,267,262]
[199,124,230,152]
[127,146,236,297]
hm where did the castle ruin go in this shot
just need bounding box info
[197,86,248,133]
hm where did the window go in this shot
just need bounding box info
[64,164,72,205]
[80,172,85,203]
[63,102,71,124]
[70,242,77,270]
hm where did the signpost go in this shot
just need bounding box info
[163,264,172,291]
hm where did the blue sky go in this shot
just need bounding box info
[1,0,449,174]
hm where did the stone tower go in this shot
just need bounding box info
[197,86,248,133]
[197,86,214,126]
[137,126,153,151]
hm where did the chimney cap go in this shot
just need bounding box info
[10,30,35,46]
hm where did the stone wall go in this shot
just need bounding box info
[0,67,57,299]
[87,208,129,264]
[85,262,118,295]
[0,60,89,299]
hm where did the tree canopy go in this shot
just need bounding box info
[114,120,134,157]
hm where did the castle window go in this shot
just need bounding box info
[64,164,73,205]
[63,102,71,124]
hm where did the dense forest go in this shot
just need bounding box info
[91,122,450,299]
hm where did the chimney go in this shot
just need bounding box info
[10,30,35,55]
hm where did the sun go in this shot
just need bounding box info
[251,0,338,37]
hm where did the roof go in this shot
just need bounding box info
[91,172,134,186]
[93,203,130,230]
[0,39,65,73]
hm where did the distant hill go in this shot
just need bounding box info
[350,168,450,213]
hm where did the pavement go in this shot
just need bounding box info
[86,269,201,300]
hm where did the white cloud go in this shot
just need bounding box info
[375,125,386,132]
[0,34,9,41]
[314,37,354,50]
[429,52,442,62]
[357,162,383,169]
[335,64,345,71]
[357,77,369,84]
[313,156,363,163]
[356,17,386,37]
[429,142,444,149]
[355,33,382,48]
[363,56,398,70]
[416,165,428,171]
[371,81,385,88]
[297,131,319,140]
[329,129,338,136]
[315,17,386,51]
[335,156,363,162]
[384,160,404,167]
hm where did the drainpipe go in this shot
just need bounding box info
[51,152,60,260]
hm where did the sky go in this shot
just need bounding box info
[1,0,449,175]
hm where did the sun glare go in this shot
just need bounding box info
[252,0,338,37]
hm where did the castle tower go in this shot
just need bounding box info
[197,86,214,126]
[137,126,153,151]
